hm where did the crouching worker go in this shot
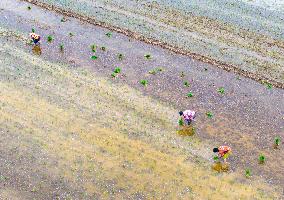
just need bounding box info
[213,146,232,163]
[30,33,41,45]
[179,110,196,126]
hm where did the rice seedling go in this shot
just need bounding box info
[178,118,184,126]
[111,72,116,78]
[59,44,64,52]
[217,87,225,94]
[266,83,273,89]
[186,92,193,97]
[213,156,219,161]
[149,68,163,75]
[206,112,213,118]
[27,6,31,10]
[204,68,208,71]
[114,67,121,74]
[149,70,157,75]
[47,35,53,42]
[140,79,148,86]
[245,169,252,178]
[144,54,151,59]
[274,136,281,148]
[184,81,190,87]
[61,17,67,22]
[118,54,123,60]
[101,46,106,51]
[28,39,33,45]
[258,154,265,164]
[31,28,35,33]
[262,81,273,89]
[69,32,74,37]
[91,55,98,60]
[106,32,112,37]
[91,44,96,53]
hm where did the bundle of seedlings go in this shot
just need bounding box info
[245,169,252,178]
[258,154,266,164]
[140,79,148,87]
[149,68,163,75]
[111,67,121,78]
[274,136,281,149]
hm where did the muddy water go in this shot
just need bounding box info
[0,0,284,198]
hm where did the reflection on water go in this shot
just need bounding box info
[32,45,42,55]
[177,126,195,136]
[212,161,230,172]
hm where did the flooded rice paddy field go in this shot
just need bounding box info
[22,0,284,87]
[0,0,284,199]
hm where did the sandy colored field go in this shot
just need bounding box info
[0,40,282,199]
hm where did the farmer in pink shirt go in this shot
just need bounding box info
[30,33,41,45]
[179,110,196,126]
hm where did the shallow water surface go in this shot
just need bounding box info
[0,0,283,199]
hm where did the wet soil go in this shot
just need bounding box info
[0,0,283,199]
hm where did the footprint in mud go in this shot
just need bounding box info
[212,161,230,172]
[177,126,196,136]
[32,45,42,55]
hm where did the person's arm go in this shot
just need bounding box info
[218,151,224,158]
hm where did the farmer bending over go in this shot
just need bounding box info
[30,33,41,45]
[179,110,196,126]
[213,146,232,163]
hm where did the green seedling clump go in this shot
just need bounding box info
[28,40,33,45]
[61,17,67,22]
[114,67,121,74]
[178,118,184,126]
[186,92,193,98]
[69,32,74,37]
[184,81,190,87]
[245,169,252,178]
[59,44,64,51]
[274,136,281,147]
[213,156,219,161]
[217,87,225,94]
[27,6,31,10]
[106,32,112,37]
[149,70,156,75]
[258,154,265,164]
[47,35,53,42]
[91,55,98,60]
[101,46,106,51]
[149,68,163,75]
[111,73,116,78]
[118,54,123,60]
[91,44,96,53]
[206,112,213,118]
[31,28,35,33]
[266,83,273,89]
[140,79,148,86]
[144,54,151,59]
